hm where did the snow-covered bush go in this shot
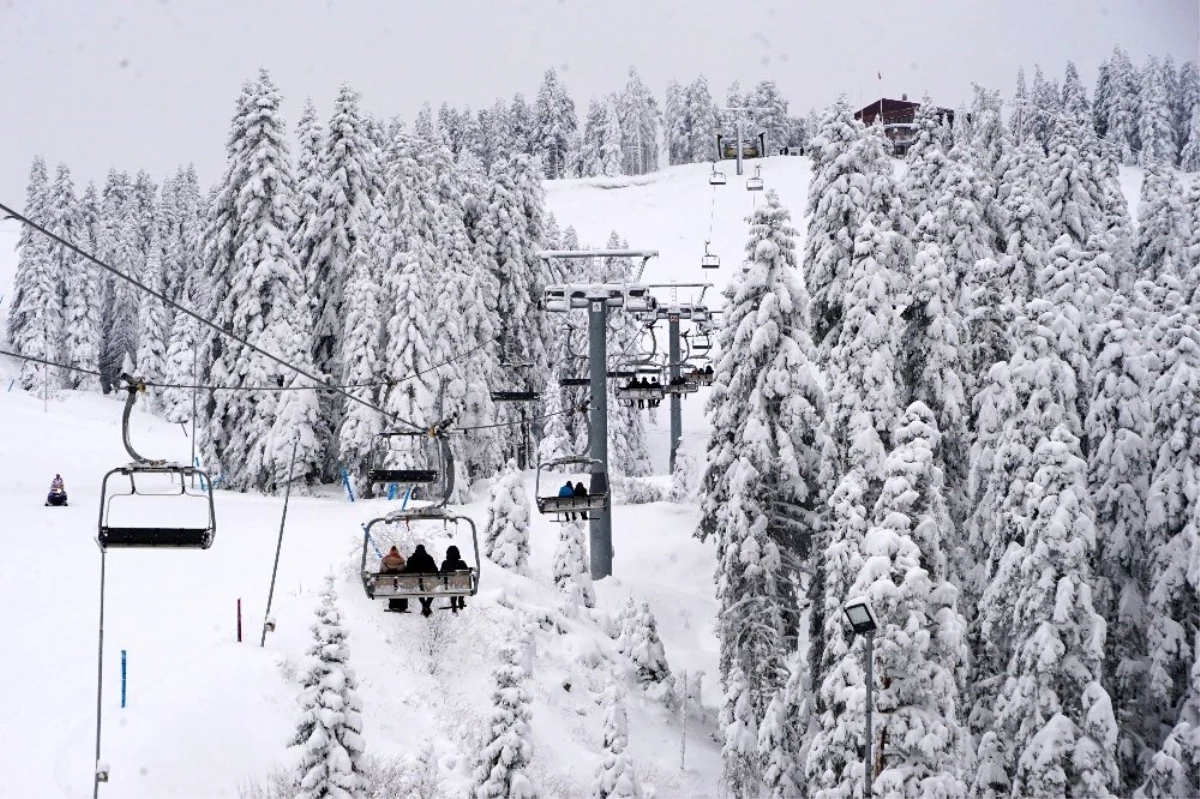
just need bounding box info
[483,459,531,574]
[592,678,643,798]
[553,519,595,612]
[470,641,537,799]
[609,476,666,504]
[617,598,671,685]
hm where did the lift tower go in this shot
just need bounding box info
[538,249,658,580]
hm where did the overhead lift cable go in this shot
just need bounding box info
[0,200,424,431]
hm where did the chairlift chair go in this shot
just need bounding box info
[98,376,216,551]
[692,333,713,352]
[360,506,481,603]
[701,242,720,270]
[559,373,591,387]
[534,456,609,521]
[746,165,764,192]
[708,164,727,186]
[490,363,540,403]
[367,417,456,505]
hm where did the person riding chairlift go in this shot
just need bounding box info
[558,479,577,520]
[441,545,471,612]
[573,481,589,520]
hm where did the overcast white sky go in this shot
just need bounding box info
[0,0,1196,208]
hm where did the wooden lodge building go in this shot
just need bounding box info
[854,95,955,156]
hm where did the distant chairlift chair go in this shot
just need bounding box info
[708,163,727,186]
[98,375,216,551]
[701,242,720,270]
[746,165,764,192]
[367,416,457,505]
[534,456,610,522]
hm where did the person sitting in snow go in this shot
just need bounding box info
[441,545,471,612]
[573,481,590,521]
[46,474,68,506]
[404,544,439,617]
[558,480,576,520]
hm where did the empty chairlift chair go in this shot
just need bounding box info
[367,416,457,505]
[98,376,216,551]
[701,242,720,270]
[535,456,609,522]
[746,165,764,192]
[708,163,727,186]
[360,506,481,604]
[490,364,541,403]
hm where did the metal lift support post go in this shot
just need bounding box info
[539,249,659,579]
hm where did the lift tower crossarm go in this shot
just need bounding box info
[538,249,659,282]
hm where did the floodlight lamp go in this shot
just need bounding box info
[843,598,878,634]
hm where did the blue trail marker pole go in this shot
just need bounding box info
[387,483,398,501]
[340,466,356,502]
[120,650,127,709]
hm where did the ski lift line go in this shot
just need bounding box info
[0,201,424,433]
[0,347,472,394]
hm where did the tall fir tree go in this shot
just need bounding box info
[51,164,102,391]
[704,191,829,796]
[7,156,62,395]
[592,679,643,799]
[471,640,537,799]
[1139,56,1178,167]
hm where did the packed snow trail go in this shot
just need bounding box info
[0,380,721,798]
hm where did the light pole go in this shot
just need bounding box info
[843,598,879,799]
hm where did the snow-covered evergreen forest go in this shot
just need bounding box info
[5,44,1200,798]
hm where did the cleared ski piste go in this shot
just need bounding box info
[0,156,1156,797]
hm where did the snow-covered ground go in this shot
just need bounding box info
[0,155,1160,798]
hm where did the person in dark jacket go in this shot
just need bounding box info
[573,481,589,520]
[441,545,471,611]
[404,544,439,616]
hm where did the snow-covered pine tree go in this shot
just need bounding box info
[51,164,102,391]
[552,519,594,610]
[619,600,670,684]
[537,386,573,465]
[576,98,606,178]
[1028,65,1062,151]
[669,432,703,503]
[379,133,438,446]
[1044,112,1106,250]
[602,96,624,178]
[758,645,812,799]
[850,403,970,797]
[702,191,828,795]
[336,230,383,497]
[134,236,169,411]
[685,75,720,164]
[601,242,650,478]
[7,156,62,395]
[997,136,1053,308]
[1143,300,1200,773]
[1138,654,1200,799]
[664,79,687,166]
[291,574,365,799]
[1139,55,1178,167]
[619,68,659,176]
[292,97,325,302]
[901,225,971,530]
[813,111,897,364]
[1093,56,1113,139]
[161,263,202,423]
[823,139,907,461]
[1133,161,1186,283]
[471,640,536,799]
[483,459,531,574]
[592,678,642,799]
[1084,295,1155,793]
[748,79,792,153]
[979,426,1117,797]
[1062,60,1091,121]
[533,68,577,180]
[1180,106,1200,172]
[970,301,1085,734]
[1105,46,1140,164]
[509,93,534,156]
[313,84,383,478]
[200,70,310,491]
[1175,60,1199,157]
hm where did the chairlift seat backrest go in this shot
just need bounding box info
[536,493,610,518]
[701,254,720,269]
[99,526,214,549]
[490,390,541,403]
[369,468,438,485]
[615,386,665,401]
[746,177,764,191]
[559,376,591,387]
[366,570,477,599]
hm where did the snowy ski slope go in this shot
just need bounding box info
[0,155,1154,798]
